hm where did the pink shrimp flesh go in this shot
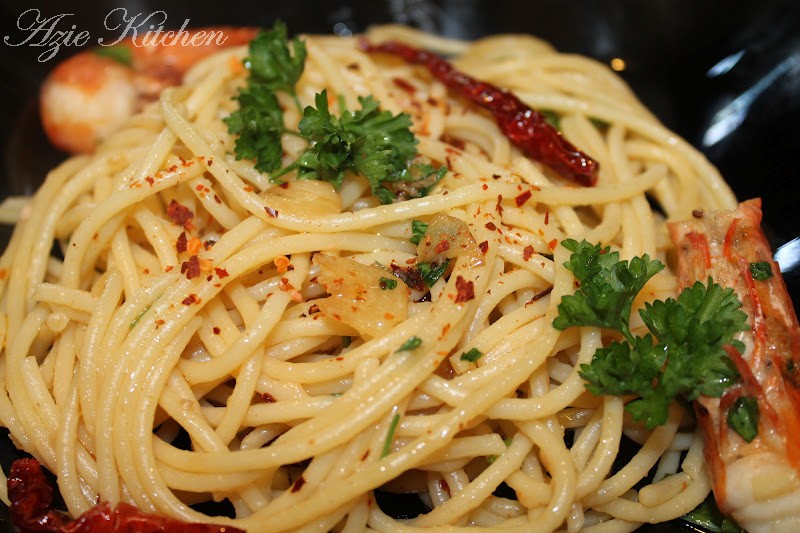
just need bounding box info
[39,26,258,154]
[669,198,800,533]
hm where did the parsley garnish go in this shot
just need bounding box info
[554,239,749,429]
[460,347,483,362]
[727,396,759,442]
[226,23,445,203]
[397,336,422,352]
[379,277,398,290]
[410,219,428,245]
[224,23,306,174]
[749,261,773,281]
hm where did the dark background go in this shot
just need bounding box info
[0,1,798,531]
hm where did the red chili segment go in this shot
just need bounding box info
[360,40,599,186]
[7,458,244,533]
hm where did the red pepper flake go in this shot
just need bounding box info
[435,239,450,254]
[393,77,416,93]
[478,240,489,255]
[214,267,229,279]
[213,194,221,204]
[360,449,370,461]
[492,174,501,180]
[164,265,174,272]
[290,475,306,493]
[195,184,204,191]
[212,326,221,334]
[496,194,504,215]
[485,222,497,231]
[522,245,534,261]
[548,238,558,250]
[244,185,254,192]
[279,182,289,189]
[154,319,165,328]
[265,205,278,218]
[308,304,320,314]
[203,239,216,250]
[176,231,188,253]
[182,294,199,305]
[167,200,193,227]
[180,255,200,279]
[515,190,532,207]
[347,62,360,70]
[145,176,154,186]
[544,210,550,225]
[454,276,475,303]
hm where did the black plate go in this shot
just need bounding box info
[0,1,798,531]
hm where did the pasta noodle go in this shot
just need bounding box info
[0,25,738,531]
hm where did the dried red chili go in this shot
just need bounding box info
[7,458,243,533]
[361,40,599,186]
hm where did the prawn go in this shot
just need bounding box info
[39,26,258,154]
[669,198,800,533]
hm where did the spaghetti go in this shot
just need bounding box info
[0,25,738,532]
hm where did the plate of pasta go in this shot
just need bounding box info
[0,1,798,532]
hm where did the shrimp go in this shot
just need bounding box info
[669,198,800,533]
[39,26,258,154]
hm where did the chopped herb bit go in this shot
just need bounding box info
[460,347,483,362]
[749,261,773,281]
[727,396,759,442]
[129,303,153,329]
[418,260,448,288]
[683,498,743,533]
[94,44,133,66]
[397,336,422,352]
[487,438,512,464]
[379,277,398,290]
[410,219,428,245]
[381,413,401,458]
[540,109,560,129]
[555,239,748,429]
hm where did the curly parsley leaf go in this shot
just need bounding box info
[553,238,665,339]
[224,22,306,173]
[224,87,285,173]
[245,21,306,96]
[554,239,748,430]
[276,91,441,203]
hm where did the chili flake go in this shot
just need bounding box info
[454,275,475,303]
